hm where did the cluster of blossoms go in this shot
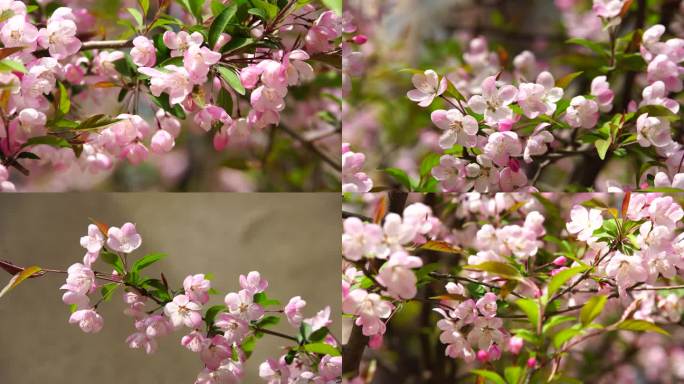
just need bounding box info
[342,202,441,344]
[341,193,684,382]
[343,0,684,192]
[0,1,342,191]
[59,221,340,383]
[341,142,372,192]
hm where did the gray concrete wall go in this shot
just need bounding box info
[0,193,340,383]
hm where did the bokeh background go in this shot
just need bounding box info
[0,193,340,383]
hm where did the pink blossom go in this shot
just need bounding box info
[1,15,38,50]
[126,331,158,354]
[431,155,470,192]
[654,172,684,189]
[319,355,342,381]
[130,36,156,67]
[430,108,479,149]
[524,123,554,163]
[648,196,684,229]
[517,71,563,118]
[184,45,221,84]
[69,309,104,333]
[606,252,648,290]
[195,360,243,384]
[305,11,341,53]
[214,313,249,344]
[592,0,625,19]
[238,271,268,295]
[647,54,682,92]
[257,59,288,89]
[259,358,291,384]
[304,306,332,331]
[181,330,209,352]
[376,251,423,300]
[164,294,202,328]
[499,166,528,192]
[284,296,306,327]
[641,81,679,114]
[509,336,524,354]
[37,8,82,59]
[163,31,203,57]
[467,76,518,126]
[240,65,263,89]
[407,70,447,107]
[342,217,384,260]
[61,262,96,296]
[199,336,232,371]
[80,224,104,254]
[636,113,672,148]
[342,289,393,336]
[467,316,505,350]
[122,142,149,165]
[437,319,475,361]
[150,129,175,154]
[590,76,614,112]
[194,105,232,132]
[106,222,142,253]
[138,65,193,105]
[566,205,603,242]
[484,131,522,167]
[476,292,498,318]
[342,144,373,193]
[224,289,264,321]
[564,96,599,129]
[183,274,211,304]
[142,314,173,338]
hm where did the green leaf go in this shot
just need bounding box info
[251,0,279,19]
[253,292,281,307]
[320,0,341,14]
[204,305,227,325]
[555,71,583,89]
[100,282,119,302]
[100,250,125,275]
[504,366,523,384]
[21,135,70,149]
[208,4,237,48]
[419,152,441,178]
[471,369,506,384]
[566,38,608,57]
[217,65,245,95]
[595,138,611,160]
[256,315,280,328]
[464,261,521,280]
[131,253,166,273]
[383,167,416,191]
[138,0,149,15]
[0,266,41,299]
[615,319,670,335]
[579,294,607,326]
[308,327,329,342]
[58,82,70,115]
[546,265,589,299]
[553,325,582,348]
[127,7,143,27]
[542,315,576,334]
[247,7,268,19]
[0,59,27,73]
[149,93,186,119]
[302,342,341,356]
[515,298,540,328]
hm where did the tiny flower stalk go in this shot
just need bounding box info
[1,220,341,383]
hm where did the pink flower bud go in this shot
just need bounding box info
[509,336,524,354]
[550,266,568,276]
[553,256,568,266]
[369,334,384,350]
[527,357,537,368]
[150,129,175,153]
[476,349,489,363]
[352,34,368,44]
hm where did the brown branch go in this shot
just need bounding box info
[279,124,342,172]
